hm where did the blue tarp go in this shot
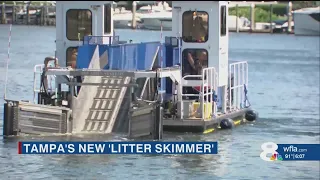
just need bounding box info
[77,42,167,90]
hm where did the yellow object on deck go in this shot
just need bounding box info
[234,120,242,126]
[193,102,212,120]
[203,128,215,134]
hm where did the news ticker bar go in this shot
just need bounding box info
[18,142,218,154]
[18,141,320,160]
[260,142,320,161]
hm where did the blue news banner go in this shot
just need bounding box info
[18,142,218,155]
[260,142,320,161]
[277,144,320,161]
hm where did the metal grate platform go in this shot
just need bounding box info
[81,76,131,133]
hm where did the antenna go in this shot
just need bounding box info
[160,21,163,67]
[159,21,164,103]
[178,36,181,65]
[3,24,12,100]
[176,8,182,65]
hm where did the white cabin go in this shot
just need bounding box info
[55,1,114,67]
[171,1,229,87]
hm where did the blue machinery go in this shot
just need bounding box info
[78,36,180,92]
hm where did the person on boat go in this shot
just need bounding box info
[182,12,208,42]
[41,57,60,103]
[43,57,60,84]
[182,50,208,100]
[186,50,207,76]
[44,57,59,70]
[192,16,208,42]
[68,48,83,95]
[68,48,77,69]
[186,50,215,102]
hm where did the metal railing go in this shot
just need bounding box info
[83,35,120,45]
[229,61,248,110]
[33,64,44,103]
[33,64,56,103]
[180,67,218,120]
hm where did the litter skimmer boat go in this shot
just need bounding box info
[3,1,258,139]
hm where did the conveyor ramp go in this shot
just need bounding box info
[72,46,130,134]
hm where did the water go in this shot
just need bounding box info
[0,25,319,180]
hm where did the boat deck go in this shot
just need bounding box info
[163,108,250,133]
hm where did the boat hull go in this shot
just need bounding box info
[294,10,320,36]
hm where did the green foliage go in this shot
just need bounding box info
[229,7,287,23]
[255,4,288,16]
[292,1,319,10]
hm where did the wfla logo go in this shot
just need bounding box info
[260,142,283,161]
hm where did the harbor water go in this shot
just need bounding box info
[0,25,319,180]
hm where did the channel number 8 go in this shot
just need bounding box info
[260,142,278,161]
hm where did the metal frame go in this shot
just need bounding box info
[34,61,246,118]
[33,64,57,103]
[179,67,218,120]
[229,61,248,110]
[139,46,160,99]
[83,35,120,45]
[33,64,44,103]
[45,67,181,79]
[33,65,183,105]
[7,101,72,135]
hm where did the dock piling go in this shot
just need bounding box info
[12,5,16,24]
[131,1,137,29]
[40,6,44,26]
[270,4,273,34]
[287,2,293,33]
[236,4,239,33]
[1,2,6,24]
[250,3,255,32]
[44,2,48,26]
[26,5,30,25]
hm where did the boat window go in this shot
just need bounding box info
[221,6,227,36]
[66,47,78,68]
[182,49,208,78]
[182,11,208,43]
[66,9,92,41]
[104,4,112,33]
[309,13,320,22]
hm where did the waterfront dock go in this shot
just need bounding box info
[0,2,56,26]
[0,1,295,34]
